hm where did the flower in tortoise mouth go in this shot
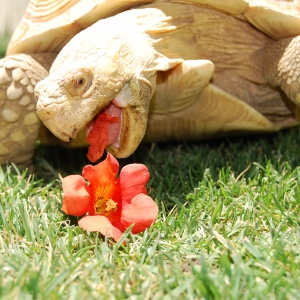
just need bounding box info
[62,153,158,242]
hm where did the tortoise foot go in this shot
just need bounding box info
[0,54,48,166]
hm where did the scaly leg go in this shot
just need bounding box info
[256,36,300,106]
[144,60,275,142]
[0,54,52,167]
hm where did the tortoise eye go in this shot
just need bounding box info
[74,71,92,95]
[76,78,85,88]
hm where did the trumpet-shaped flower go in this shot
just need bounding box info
[62,153,158,242]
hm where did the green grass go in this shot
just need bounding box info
[0,36,9,57]
[1,131,300,299]
[1,37,300,299]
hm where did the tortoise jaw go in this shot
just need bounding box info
[106,105,146,158]
[85,99,145,160]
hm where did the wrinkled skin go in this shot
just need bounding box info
[2,1,300,167]
[35,3,300,161]
[35,8,181,158]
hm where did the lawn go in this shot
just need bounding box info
[1,39,300,299]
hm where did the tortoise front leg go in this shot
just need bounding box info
[0,54,49,168]
[144,60,275,143]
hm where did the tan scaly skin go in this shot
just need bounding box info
[0,53,55,167]
[2,0,300,166]
[35,4,300,159]
[35,8,183,158]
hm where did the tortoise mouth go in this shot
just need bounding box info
[85,102,122,162]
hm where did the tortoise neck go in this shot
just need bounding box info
[29,53,57,72]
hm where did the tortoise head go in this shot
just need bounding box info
[35,12,181,159]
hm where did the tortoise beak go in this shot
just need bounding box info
[35,99,82,143]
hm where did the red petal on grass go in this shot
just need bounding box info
[114,164,150,204]
[62,175,92,216]
[82,153,119,190]
[86,104,121,163]
[78,215,123,242]
[119,193,158,233]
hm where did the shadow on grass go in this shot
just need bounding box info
[33,126,300,209]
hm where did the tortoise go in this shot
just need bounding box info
[1,0,300,166]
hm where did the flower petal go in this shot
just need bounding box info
[86,111,109,163]
[114,164,150,204]
[79,215,123,242]
[86,104,121,163]
[119,193,158,233]
[82,153,119,190]
[62,175,92,216]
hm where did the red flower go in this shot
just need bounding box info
[62,153,158,242]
